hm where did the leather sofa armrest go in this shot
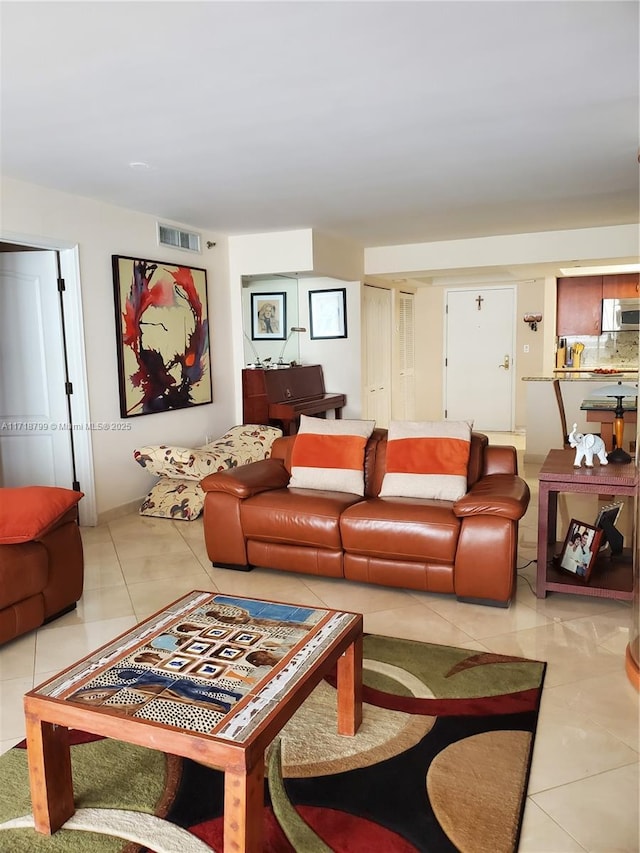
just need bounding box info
[483,445,518,475]
[200,458,290,498]
[453,474,530,521]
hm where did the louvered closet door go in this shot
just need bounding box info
[362,285,392,428]
[397,291,415,420]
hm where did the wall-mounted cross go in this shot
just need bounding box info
[476,294,484,310]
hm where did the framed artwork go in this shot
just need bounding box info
[251,292,286,340]
[112,255,212,418]
[309,288,347,339]
[594,501,625,554]
[558,519,602,583]
[594,501,623,530]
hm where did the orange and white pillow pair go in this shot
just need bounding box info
[288,415,472,500]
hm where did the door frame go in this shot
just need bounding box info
[443,284,517,431]
[1,231,97,525]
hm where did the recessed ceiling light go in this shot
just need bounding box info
[128,161,151,170]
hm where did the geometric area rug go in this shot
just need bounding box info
[0,634,546,853]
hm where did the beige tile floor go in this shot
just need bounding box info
[0,434,638,852]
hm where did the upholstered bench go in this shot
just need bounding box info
[133,424,283,520]
[0,486,84,644]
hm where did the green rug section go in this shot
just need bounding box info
[0,738,167,852]
[267,739,331,853]
[362,635,545,697]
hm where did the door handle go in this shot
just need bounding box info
[498,355,510,369]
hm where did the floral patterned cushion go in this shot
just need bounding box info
[139,479,205,521]
[135,424,283,520]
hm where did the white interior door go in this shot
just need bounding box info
[0,251,75,486]
[445,287,515,430]
[362,285,392,428]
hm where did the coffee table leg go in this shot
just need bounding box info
[25,715,74,833]
[224,755,264,853]
[337,634,363,735]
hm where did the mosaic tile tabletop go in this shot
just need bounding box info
[32,591,359,743]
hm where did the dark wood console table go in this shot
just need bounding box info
[536,449,637,601]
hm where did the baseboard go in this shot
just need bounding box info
[94,497,146,527]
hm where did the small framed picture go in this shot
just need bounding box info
[594,501,623,530]
[594,501,624,554]
[251,292,286,340]
[309,288,347,339]
[558,519,603,583]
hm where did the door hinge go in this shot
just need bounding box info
[445,357,448,366]
[444,409,448,418]
[65,381,73,395]
[57,277,66,292]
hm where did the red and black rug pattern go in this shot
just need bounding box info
[0,635,546,853]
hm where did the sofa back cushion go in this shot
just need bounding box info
[378,420,473,501]
[288,416,375,496]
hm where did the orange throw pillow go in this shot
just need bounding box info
[380,420,472,500]
[289,416,375,496]
[0,486,83,544]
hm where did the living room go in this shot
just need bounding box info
[0,2,638,851]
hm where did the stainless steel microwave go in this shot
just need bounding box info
[601,298,640,332]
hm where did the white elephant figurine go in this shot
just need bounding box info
[568,423,608,467]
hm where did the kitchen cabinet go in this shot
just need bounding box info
[556,276,603,335]
[557,274,640,336]
[602,274,640,298]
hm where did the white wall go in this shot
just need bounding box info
[414,278,549,429]
[298,278,362,418]
[365,225,639,276]
[1,177,234,519]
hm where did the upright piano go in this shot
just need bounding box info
[242,365,346,435]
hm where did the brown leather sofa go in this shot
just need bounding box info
[201,429,530,607]
[0,499,84,645]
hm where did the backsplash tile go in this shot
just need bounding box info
[562,332,638,370]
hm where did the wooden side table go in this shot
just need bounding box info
[536,449,637,600]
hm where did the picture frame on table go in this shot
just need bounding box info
[309,288,347,339]
[594,501,624,554]
[557,519,603,583]
[112,254,212,418]
[251,292,286,340]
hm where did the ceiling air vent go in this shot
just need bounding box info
[157,223,201,253]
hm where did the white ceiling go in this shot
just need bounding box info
[1,1,638,278]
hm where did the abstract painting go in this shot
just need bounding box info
[112,255,212,417]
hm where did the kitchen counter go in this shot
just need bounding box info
[523,370,638,382]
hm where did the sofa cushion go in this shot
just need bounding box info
[288,416,375,496]
[242,488,362,550]
[341,497,461,564]
[0,486,83,545]
[379,420,472,501]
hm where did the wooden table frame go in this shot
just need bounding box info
[536,449,637,601]
[24,592,363,853]
[582,407,637,452]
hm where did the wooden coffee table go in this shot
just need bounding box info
[23,591,363,852]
